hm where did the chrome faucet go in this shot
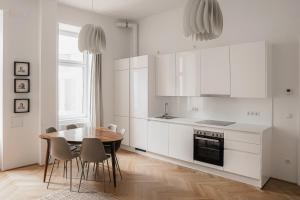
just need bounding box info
[164,102,168,117]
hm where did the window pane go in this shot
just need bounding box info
[59,65,84,117]
[59,34,84,63]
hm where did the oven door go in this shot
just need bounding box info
[193,134,224,166]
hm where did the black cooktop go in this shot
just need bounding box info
[195,120,235,126]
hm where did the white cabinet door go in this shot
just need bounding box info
[148,121,169,156]
[131,55,148,69]
[130,118,148,150]
[115,69,129,116]
[230,41,267,98]
[130,67,148,118]
[224,150,260,179]
[156,53,176,96]
[169,124,194,162]
[114,116,130,146]
[114,58,130,70]
[201,46,230,95]
[175,51,201,96]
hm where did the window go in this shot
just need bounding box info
[58,23,90,123]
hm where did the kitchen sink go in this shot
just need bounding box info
[156,115,178,119]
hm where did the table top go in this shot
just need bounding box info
[40,127,123,143]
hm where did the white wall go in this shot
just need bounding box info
[0,10,3,168]
[0,0,130,169]
[38,0,58,165]
[138,0,300,183]
[58,4,131,129]
[0,0,40,170]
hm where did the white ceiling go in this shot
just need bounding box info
[58,0,186,20]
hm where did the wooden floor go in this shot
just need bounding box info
[0,150,299,200]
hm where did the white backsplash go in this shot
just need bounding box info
[162,97,272,126]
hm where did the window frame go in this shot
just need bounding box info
[58,25,90,124]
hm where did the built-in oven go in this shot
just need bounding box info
[193,129,224,166]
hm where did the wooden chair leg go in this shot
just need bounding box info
[86,162,90,180]
[116,156,122,179]
[47,159,56,189]
[78,161,85,192]
[102,162,105,192]
[106,159,111,182]
[70,160,72,192]
[75,157,79,172]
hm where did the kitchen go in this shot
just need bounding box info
[0,0,299,199]
[114,41,272,188]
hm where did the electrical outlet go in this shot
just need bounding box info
[285,159,291,164]
[192,107,199,112]
[247,111,261,116]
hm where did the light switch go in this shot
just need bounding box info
[11,117,23,128]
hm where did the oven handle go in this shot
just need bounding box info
[195,137,220,142]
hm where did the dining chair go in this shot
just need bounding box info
[47,137,80,191]
[45,127,57,164]
[79,138,110,192]
[105,128,125,179]
[107,124,117,132]
[65,124,81,170]
[66,124,78,130]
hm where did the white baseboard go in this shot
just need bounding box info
[121,145,266,188]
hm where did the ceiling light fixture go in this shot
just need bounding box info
[78,0,106,54]
[183,0,223,41]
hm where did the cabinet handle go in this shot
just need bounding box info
[195,137,219,142]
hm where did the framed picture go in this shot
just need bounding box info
[14,62,30,76]
[14,99,30,113]
[14,79,30,93]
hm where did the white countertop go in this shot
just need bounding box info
[148,117,271,134]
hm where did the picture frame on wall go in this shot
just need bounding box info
[14,79,30,93]
[14,62,30,76]
[14,99,30,113]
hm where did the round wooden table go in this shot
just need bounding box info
[40,127,123,188]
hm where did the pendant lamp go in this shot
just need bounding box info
[78,24,106,54]
[183,0,223,41]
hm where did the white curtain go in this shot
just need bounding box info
[90,54,104,127]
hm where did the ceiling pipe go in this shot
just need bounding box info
[117,21,138,57]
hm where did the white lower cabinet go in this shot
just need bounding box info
[114,116,130,146]
[147,121,169,156]
[224,150,260,179]
[130,118,148,150]
[168,124,194,162]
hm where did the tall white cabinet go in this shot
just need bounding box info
[114,58,130,146]
[130,56,151,150]
[115,55,155,150]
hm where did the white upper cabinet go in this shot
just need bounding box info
[230,41,270,98]
[175,50,201,96]
[114,58,130,116]
[201,46,230,95]
[156,53,176,96]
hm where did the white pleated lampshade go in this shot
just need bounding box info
[78,24,106,54]
[183,0,223,41]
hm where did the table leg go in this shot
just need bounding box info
[111,142,117,187]
[43,139,50,182]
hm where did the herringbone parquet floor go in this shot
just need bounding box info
[0,150,299,200]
